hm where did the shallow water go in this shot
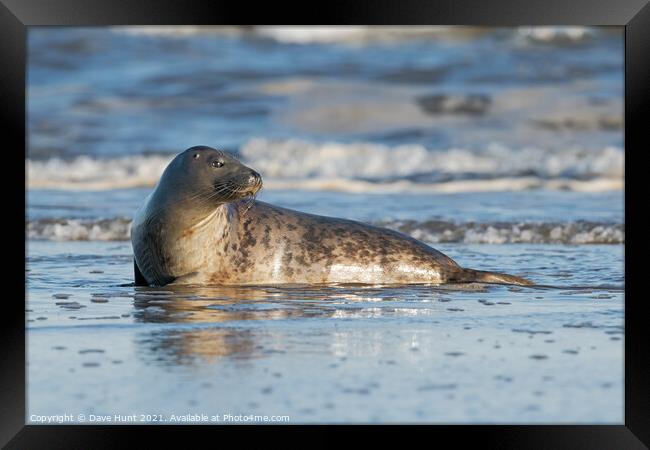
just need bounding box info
[26,26,624,423]
[27,240,623,423]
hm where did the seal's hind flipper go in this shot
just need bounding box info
[134,259,148,286]
[454,268,533,286]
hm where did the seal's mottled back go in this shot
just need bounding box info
[131,146,532,287]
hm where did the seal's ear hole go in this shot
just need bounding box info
[193,154,200,159]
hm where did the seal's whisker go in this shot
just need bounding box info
[205,183,235,203]
[199,180,244,207]
[188,180,235,204]
[240,194,255,216]
[143,173,256,224]
[145,179,241,223]
[146,184,220,221]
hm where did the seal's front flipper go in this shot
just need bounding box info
[134,259,148,286]
[168,272,200,285]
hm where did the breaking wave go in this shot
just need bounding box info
[27,154,173,190]
[513,27,597,45]
[27,217,132,242]
[111,26,600,46]
[27,217,623,244]
[27,139,623,193]
[239,138,623,183]
[379,219,624,245]
[110,26,471,43]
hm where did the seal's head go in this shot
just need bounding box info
[153,145,263,215]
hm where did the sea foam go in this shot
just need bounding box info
[27,139,623,193]
[27,217,623,244]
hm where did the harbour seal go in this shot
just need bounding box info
[131,146,532,287]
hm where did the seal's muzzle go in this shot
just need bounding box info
[244,170,263,195]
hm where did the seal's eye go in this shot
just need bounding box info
[212,161,224,168]
[193,154,200,159]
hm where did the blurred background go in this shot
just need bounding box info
[26,26,623,244]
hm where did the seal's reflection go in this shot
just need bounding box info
[132,284,448,365]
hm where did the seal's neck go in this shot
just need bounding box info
[136,197,234,284]
[189,206,224,232]
[159,202,233,244]
[147,185,220,226]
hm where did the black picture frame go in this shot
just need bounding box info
[4,1,649,448]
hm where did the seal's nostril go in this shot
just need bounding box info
[249,170,261,184]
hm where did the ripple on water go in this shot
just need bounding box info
[26,238,624,422]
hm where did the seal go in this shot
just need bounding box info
[131,146,533,287]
